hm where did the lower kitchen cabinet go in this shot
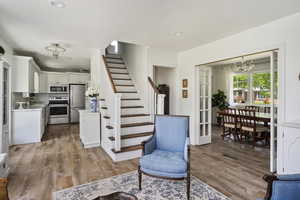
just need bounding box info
[79,110,101,148]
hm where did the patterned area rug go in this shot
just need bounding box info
[53,171,231,200]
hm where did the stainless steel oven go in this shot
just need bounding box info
[49,85,68,93]
[48,99,69,124]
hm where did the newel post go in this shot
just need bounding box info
[113,93,122,151]
[157,94,165,115]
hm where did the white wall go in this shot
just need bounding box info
[177,12,300,145]
[155,66,176,114]
[119,42,149,111]
[119,42,178,114]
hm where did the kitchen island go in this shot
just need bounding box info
[12,104,49,145]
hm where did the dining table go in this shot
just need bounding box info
[218,111,271,123]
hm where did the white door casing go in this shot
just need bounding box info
[270,51,278,172]
[195,66,212,145]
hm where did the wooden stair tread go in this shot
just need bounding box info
[106,61,125,64]
[121,106,143,109]
[109,132,153,141]
[121,122,154,128]
[115,84,135,87]
[116,91,137,93]
[111,72,129,75]
[103,116,110,119]
[113,78,131,80]
[107,66,127,69]
[112,144,142,153]
[121,98,141,101]
[99,98,105,101]
[121,114,150,118]
[106,125,114,129]
[105,57,122,60]
[101,106,108,109]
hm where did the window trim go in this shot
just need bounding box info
[231,69,271,106]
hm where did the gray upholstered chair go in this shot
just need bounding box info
[138,115,190,200]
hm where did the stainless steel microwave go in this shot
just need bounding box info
[49,85,68,93]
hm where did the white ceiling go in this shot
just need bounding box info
[0,0,300,70]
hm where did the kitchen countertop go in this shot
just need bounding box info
[13,103,48,112]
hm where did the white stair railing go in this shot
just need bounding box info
[113,93,121,151]
[100,55,122,152]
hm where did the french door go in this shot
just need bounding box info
[0,61,10,153]
[270,51,278,172]
[196,66,212,145]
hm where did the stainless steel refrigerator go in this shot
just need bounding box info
[69,84,86,123]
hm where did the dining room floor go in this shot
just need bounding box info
[8,124,269,200]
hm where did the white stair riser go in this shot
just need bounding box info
[109,68,128,73]
[113,80,133,85]
[121,135,152,147]
[106,54,121,58]
[106,58,124,63]
[114,149,142,162]
[121,125,154,135]
[119,93,139,99]
[121,100,142,107]
[106,63,126,68]
[121,116,150,124]
[121,108,144,115]
[111,74,130,79]
[116,86,136,92]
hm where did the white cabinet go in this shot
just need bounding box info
[279,124,300,174]
[79,110,101,148]
[12,56,41,93]
[47,72,69,85]
[46,72,89,85]
[12,107,45,145]
[39,72,48,93]
[69,73,90,84]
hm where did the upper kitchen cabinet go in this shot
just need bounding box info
[69,73,90,84]
[47,72,69,85]
[39,72,48,93]
[12,56,41,93]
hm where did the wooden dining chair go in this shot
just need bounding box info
[263,106,271,113]
[245,105,260,112]
[238,109,269,146]
[221,108,240,141]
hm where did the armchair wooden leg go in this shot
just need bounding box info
[138,166,142,190]
[186,175,190,200]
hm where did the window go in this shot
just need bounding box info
[233,74,249,104]
[231,71,277,105]
[252,72,271,105]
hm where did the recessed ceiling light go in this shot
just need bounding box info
[175,32,183,37]
[50,0,66,8]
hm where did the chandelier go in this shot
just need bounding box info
[231,56,254,72]
[45,43,66,59]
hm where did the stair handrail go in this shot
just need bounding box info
[148,76,165,115]
[148,76,159,94]
[102,55,117,93]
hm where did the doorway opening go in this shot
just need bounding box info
[153,66,176,115]
[195,50,279,172]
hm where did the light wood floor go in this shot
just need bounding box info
[8,124,269,200]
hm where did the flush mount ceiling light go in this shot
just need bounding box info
[49,0,66,8]
[45,43,66,59]
[231,56,255,72]
[174,32,183,37]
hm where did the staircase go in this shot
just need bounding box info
[100,54,154,161]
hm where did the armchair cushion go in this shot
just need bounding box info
[271,181,300,200]
[139,150,187,175]
[155,115,188,152]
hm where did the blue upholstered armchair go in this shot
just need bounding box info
[138,115,190,200]
[258,174,300,200]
